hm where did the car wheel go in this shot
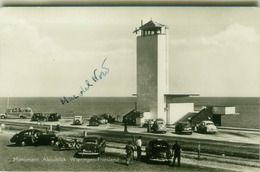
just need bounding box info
[0,115,6,119]
[21,141,26,146]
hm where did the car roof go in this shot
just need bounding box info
[149,139,168,144]
[84,135,102,139]
[155,118,165,121]
[19,129,41,133]
[202,120,213,123]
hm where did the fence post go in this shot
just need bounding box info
[83,131,87,138]
[198,142,201,159]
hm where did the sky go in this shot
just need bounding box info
[0,7,259,97]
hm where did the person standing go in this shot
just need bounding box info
[124,117,128,132]
[136,136,142,161]
[56,120,60,132]
[125,141,134,165]
[172,140,181,167]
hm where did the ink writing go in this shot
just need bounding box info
[59,58,109,105]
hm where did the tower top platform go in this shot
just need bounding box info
[133,20,168,36]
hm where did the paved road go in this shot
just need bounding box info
[0,133,234,172]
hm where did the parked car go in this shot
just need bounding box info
[73,116,84,125]
[46,113,61,121]
[142,119,154,128]
[98,113,115,123]
[77,136,106,156]
[145,139,172,162]
[89,116,100,126]
[196,120,217,134]
[5,107,33,119]
[89,115,107,126]
[0,113,6,119]
[9,129,58,146]
[175,122,193,135]
[31,113,47,121]
[151,118,167,133]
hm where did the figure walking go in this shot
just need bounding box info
[172,140,181,167]
[124,117,128,132]
[136,136,142,161]
[125,141,134,166]
[56,120,60,132]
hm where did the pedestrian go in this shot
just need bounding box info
[56,120,60,132]
[124,117,128,132]
[136,136,142,161]
[172,140,181,167]
[0,123,6,133]
[125,141,134,166]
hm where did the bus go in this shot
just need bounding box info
[5,107,33,119]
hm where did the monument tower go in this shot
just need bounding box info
[135,20,169,121]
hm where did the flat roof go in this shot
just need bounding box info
[164,93,200,97]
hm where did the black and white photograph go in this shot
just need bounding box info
[0,2,259,172]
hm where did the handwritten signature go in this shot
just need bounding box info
[59,58,109,105]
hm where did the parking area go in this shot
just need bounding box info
[1,118,260,145]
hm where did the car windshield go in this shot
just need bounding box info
[206,122,214,125]
[84,139,97,144]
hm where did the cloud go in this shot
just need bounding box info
[170,24,260,97]
[201,24,259,47]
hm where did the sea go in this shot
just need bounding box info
[0,97,259,128]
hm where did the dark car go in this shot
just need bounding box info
[77,136,106,156]
[89,115,108,126]
[46,113,61,121]
[89,116,100,126]
[98,113,115,123]
[145,139,172,162]
[31,113,47,121]
[175,122,193,135]
[10,129,58,146]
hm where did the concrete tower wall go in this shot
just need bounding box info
[157,35,168,121]
[136,34,167,120]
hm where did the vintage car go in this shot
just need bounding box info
[151,118,167,133]
[77,136,106,156]
[196,120,217,134]
[175,122,193,135]
[46,113,61,121]
[31,113,47,121]
[0,113,6,119]
[142,119,154,128]
[146,139,172,162]
[10,129,58,146]
[73,116,84,125]
[89,116,100,126]
[98,113,115,123]
[89,115,107,126]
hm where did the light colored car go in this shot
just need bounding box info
[0,113,6,119]
[151,118,167,133]
[73,116,84,125]
[196,120,217,134]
